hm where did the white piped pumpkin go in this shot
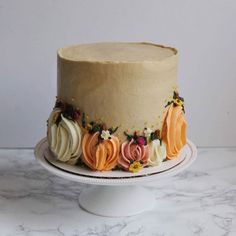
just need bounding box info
[148,139,166,166]
[47,109,82,165]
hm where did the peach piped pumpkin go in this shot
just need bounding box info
[118,138,149,172]
[162,103,187,159]
[82,132,120,171]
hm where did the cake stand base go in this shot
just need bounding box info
[79,185,155,217]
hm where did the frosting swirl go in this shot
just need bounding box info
[118,139,149,172]
[82,132,120,171]
[161,104,187,159]
[47,108,82,164]
[148,139,166,166]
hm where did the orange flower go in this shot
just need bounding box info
[82,132,120,171]
[162,104,187,159]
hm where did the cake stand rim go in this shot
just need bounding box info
[34,138,197,186]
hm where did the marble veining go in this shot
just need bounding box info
[0,148,236,235]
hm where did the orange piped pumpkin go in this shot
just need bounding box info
[161,104,187,159]
[82,132,120,171]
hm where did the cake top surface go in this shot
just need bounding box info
[58,42,177,62]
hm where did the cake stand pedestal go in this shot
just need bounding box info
[34,138,197,217]
[79,185,155,217]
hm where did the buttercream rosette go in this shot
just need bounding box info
[118,138,149,172]
[82,131,120,171]
[47,108,83,165]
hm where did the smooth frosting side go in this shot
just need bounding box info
[57,42,178,142]
[58,42,177,62]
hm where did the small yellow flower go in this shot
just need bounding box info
[129,161,143,172]
[173,98,183,106]
[87,123,92,129]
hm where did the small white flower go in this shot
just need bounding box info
[144,127,152,138]
[101,130,112,140]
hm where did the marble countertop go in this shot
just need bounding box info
[0,147,236,236]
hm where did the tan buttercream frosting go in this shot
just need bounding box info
[57,42,178,142]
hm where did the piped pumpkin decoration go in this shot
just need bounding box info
[162,92,187,159]
[47,101,82,165]
[82,130,120,171]
[118,131,149,172]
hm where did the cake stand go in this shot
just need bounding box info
[34,138,197,217]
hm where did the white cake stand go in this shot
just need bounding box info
[34,138,197,217]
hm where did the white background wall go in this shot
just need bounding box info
[0,0,235,148]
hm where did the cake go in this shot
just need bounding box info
[47,42,187,172]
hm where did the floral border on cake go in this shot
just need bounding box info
[47,91,187,172]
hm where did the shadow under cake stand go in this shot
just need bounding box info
[34,138,197,217]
